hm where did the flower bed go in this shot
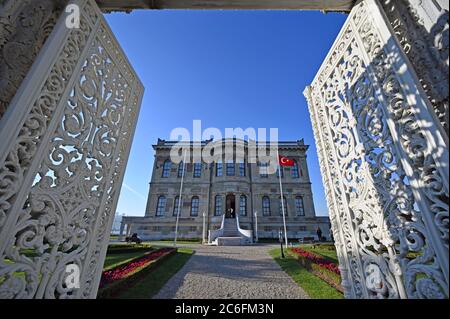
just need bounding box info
[97,247,176,298]
[290,247,343,293]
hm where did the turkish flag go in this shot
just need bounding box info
[278,155,295,167]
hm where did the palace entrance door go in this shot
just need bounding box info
[225,194,236,218]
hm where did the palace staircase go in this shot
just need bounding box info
[208,214,253,246]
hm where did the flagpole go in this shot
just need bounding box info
[277,148,288,247]
[174,149,187,248]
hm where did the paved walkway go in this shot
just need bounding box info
[153,244,309,299]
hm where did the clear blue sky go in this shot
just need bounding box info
[105,10,347,217]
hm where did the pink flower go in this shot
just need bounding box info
[100,248,174,288]
[291,248,340,275]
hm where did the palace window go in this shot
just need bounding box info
[291,160,300,178]
[214,195,223,216]
[279,196,288,216]
[239,195,247,216]
[173,196,181,216]
[226,161,235,176]
[295,196,305,216]
[276,165,284,178]
[162,160,171,178]
[193,163,202,177]
[239,161,246,177]
[178,161,185,177]
[259,162,268,178]
[262,196,271,216]
[216,161,223,177]
[156,196,166,216]
[190,196,200,216]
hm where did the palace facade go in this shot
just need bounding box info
[120,138,330,242]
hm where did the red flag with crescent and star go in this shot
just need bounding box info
[278,155,295,167]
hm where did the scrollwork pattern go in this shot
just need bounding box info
[380,0,449,136]
[306,0,448,299]
[0,0,143,298]
[0,0,66,119]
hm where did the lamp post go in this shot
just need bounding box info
[279,228,285,258]
[202,211,206,244]
[254,211,258,243]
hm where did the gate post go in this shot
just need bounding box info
[0,0,143,298]
[305,0,448,299]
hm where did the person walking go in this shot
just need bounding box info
[316,226,322,242]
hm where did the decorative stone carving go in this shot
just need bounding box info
[380,0,449,135]
[0,0,143,298]
[0,0,67,119]
[305,0,448,299]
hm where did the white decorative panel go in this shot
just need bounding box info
[0,0,144,298]
[305,0,448,299]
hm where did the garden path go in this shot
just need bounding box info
[153,244,309,299]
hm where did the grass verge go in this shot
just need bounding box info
[115,248,194,299]
[103,251,151,270]
[269,248,343,299]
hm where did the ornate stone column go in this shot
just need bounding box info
[304,0,448,299]
[0,0,144,298]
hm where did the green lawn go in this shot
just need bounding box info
[115,248,194,299]
[269,248,343,299]
[103,251,151,270]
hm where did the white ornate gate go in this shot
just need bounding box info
[304,0,448,299]
[0,0,143,298]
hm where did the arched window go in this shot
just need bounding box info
[173,196,181,216]
[226,161,235,176]
[262,196,271,216]
[214,195,223,216]
[279,196,288,216]
[216,161,223,177]
[291,160,300,178]
[156,196,166,216]
[162,160,171,178]
[276,165,284,178]
[178,161,185,177]
[190,196,200,216]
[295,196,305,216]
[239,195,247,216]
[193,163,202,177]
[239,161,246,177]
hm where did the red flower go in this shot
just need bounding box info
[291,248,341,275]
[99,248,174,288]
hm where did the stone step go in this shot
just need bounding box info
[217,237,243,246]
[223,231,240,237]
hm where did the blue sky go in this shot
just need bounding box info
[105,10,347,217]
